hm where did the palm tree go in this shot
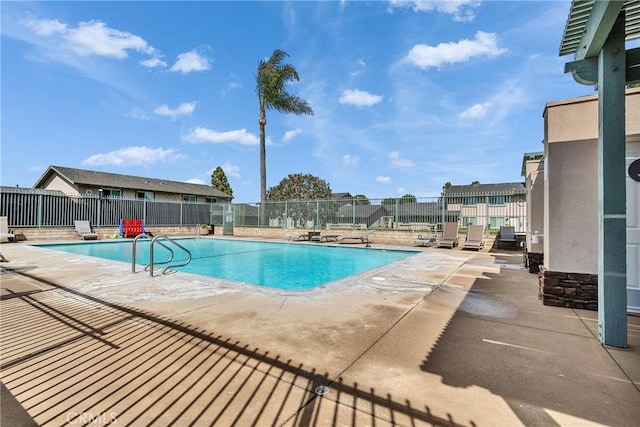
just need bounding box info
[256,49,313,226]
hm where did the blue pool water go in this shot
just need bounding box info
[39,238,417,290]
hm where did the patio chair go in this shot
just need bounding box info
[336,230,374,245]
[462,224,485,251]
[288,233,313,242]
[310,234,339,243]
[497,226,517,249]
[414,234,436,247]
[0,217,15,243]
[436,222,459,249]
[74,220,99,240]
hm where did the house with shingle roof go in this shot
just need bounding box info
[34,165,233,203]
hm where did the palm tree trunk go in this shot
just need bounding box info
[259,111,267,227]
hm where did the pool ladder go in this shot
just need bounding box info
[131,233,192,277]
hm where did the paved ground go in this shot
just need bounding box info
[0,239,638,426]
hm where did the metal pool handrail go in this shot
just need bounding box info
[131,233,153,273]
[148,235,192,277]
[131,233,192,276]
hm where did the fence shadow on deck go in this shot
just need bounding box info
[0,268,472,427]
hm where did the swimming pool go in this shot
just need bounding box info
[39,238,418,290]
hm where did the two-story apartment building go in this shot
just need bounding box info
[444,182,527,232]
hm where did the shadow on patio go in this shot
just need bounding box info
[1,268,473,427]
[420,253,639,427]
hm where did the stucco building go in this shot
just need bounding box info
[529,88,640,314]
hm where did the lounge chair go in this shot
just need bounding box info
[288,233,307,241]
[436,222,459,249]
[414,234,436,247]
[74,220,99,240]
[310,234,339,243]
[462,224,485,251]
[497,226,517,249]
[336,230,374,245]
[0,217,15,243]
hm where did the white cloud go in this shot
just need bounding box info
[459,102,491,120]
[140,57,167,68]
[404,31,507,70]
[221,163,241,179]
[185,178,205,185]
[154,101,197,120]
[388,0,480,22]
[342,154,360,167]
[207,163,241,179]
[221,81,241,96]
[20,16,162,64]
[339,89,383,107]
[82,146,185,167]
[170,49,211,73]
[182,127,259,145]
[389,151,416,168]
[350,58,367,76]
[283,128,303,141]
[129,109,149,121]
[376,176,391,183]
[24,18,67,36]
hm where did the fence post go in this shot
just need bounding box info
[352,202,356,228]
[96,197,101,227]
[37,193,43,228]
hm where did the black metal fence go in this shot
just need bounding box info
[0,188,527,232]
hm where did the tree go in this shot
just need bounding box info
[382,197,397,205]
[266,173,333,226]
[256,49,314,226]
[399,193,417,204]
[267,173,332,200]
[353,194,370,205]
[210,166,233,198]
[442,181,452,194]
[471,180,480,185]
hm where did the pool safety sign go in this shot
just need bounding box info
[630,158,640,183]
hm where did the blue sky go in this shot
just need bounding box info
[0,1,612,202]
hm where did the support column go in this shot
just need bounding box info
[597,14,627,347]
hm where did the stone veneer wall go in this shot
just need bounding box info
[527,252,544,274]
[8,225,203,242]
[7,225,498,249]
[538,266,598,310]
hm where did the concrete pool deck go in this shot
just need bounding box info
[0,239,638,426]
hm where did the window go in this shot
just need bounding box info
[205,197,217,203]
[488,195,505,205]
[489,217,505,228]
[137,191,154,200]
[462,217,475,226]
[182,195,197,203]
[100,188,121,198]
[461,196,477,206]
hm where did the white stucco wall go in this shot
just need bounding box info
[543,88,640,274]
[525,159,544,253]
[544,139,598,273]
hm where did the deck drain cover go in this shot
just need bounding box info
[314,385,329,396]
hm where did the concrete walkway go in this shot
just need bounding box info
[0,241,638,426]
